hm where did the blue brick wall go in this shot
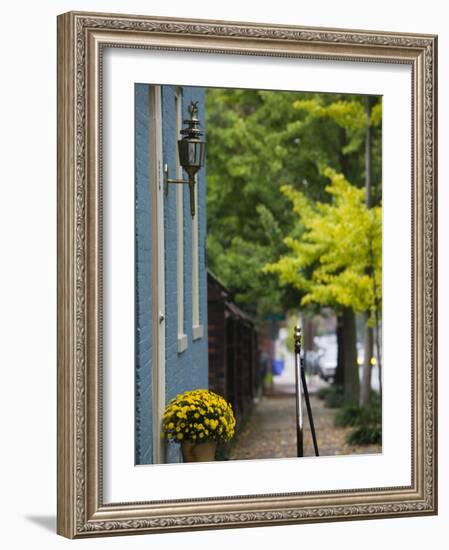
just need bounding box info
[162,85,209,464]
[135,84,208,465]
[135,84,153,465]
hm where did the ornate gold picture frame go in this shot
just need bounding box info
[57,11,437,538]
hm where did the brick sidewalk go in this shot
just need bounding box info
[229,392,381,460]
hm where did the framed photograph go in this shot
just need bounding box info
[57,11,437,538]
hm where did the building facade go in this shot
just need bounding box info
[135,84,208,465]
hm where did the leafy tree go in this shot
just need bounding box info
[205,88,381,319]
[291,95,382,205]
[283,94,382,401]
[264,169,382,399]
[207,204,290,318]
[205,88,382,403]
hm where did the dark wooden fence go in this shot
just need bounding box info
[207,272,262,423]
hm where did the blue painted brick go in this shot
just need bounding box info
[135,84,153,465]
[135,84,208,465]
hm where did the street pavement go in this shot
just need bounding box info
[229,349,381,461]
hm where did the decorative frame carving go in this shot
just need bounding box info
[57,11,437,538]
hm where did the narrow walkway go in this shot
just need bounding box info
[229,388,381,460]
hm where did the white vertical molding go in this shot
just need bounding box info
[192,174,203,340]
[149,85,166,464]
[175,89,187,353]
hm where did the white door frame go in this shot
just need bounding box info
[175,88,188,353]
[149,85,166,464]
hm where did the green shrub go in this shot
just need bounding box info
[316,386,332,401]
[335,402,381,428]
[334,391,382,446]
[316,384,346,407]
[324,386,346,408]
[369,391,381,409]
[335,404,363,427]
[347,425,382,445]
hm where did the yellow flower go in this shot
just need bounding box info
[162,389,236,443]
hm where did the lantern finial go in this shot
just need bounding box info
[165,101,206,217]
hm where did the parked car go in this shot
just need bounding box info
[314,334,337,382]
[317,347,337,382]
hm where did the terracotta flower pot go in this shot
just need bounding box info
[181,440,217,463]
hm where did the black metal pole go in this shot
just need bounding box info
[294,325,319,458]
[300,358,319,457]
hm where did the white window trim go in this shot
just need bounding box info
[149,85,166,465]
[192,324,204,340]
[178,333,188,353]
[175,89,188,353]
[191,172,203,340]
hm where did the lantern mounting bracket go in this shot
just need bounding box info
[164,164,197,218]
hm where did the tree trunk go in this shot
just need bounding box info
[360,316,373,407]
[375,315,383,402]
[360,96,374,408]
[334,313,345,387]
[342,307,359,401]
[365,96,372,208]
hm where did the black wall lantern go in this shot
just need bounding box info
[165,101,206,218]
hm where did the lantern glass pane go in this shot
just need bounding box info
[178,140,206,169]
[188,142,197,165]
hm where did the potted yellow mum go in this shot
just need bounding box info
[161,389,236,462]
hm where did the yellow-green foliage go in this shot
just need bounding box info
[161,389,236,443]
[293,99,366,130]
[265,168,382,320]
[293,97,381,157]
